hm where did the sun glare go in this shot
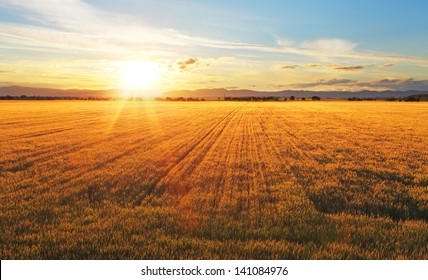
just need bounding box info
[119,60,158,90]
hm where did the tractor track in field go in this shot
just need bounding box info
[2,138,153,199]
[2,110,193,173]
[12,128,74,139]
[133,106,243,206]
[0,113,111,142]
[2,121,181,198]
[209,112,243,212]
[1,126,149,173]
[3,107,240,200]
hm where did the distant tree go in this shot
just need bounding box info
[302,97,306,101]
[283,97,287,101]
[290,96,295,101]
[404,96,420,102]
[312,96,321,101]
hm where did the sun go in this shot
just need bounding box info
[118,60,159,89]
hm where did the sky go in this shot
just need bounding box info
[0,0,428,93]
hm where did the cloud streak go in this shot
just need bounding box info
[281,65,298,69]
[288,79,356,88]
[2,0,427,66]
[301,39,358,53]
[358,78,428,91]
[275,78,428,91]
[0,0,427,91]
[334,65,364,71]
[277,63,387,72]
[0,0,188,55]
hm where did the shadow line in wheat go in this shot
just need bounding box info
[133,106,243,206]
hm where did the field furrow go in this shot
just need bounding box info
[133,106,242,205]
[1,101,427,259]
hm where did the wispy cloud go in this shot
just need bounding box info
[289,78,356,88]
[334,65,364,71]
[274,36,295,47]
[281,65,298,70]
[272,36,428,65]
[277,63,383,72]
[275,78,428,91]
[359,78,428,90]
[0,0,187,55]
[2,0,428,67]
[1,0,427,91]
[301,39,358,53]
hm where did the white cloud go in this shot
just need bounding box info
[0,0,187,55]
[301,38,357,52]
[273,35,428,65]
[276,77,428,91]
[0,0,427,84]
[274,36,295,47]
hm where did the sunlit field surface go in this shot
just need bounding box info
[1,100,427,259]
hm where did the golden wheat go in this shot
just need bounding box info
[1,100,427,259]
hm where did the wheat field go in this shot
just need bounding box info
[1,100,427,259]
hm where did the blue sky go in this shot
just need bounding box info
[86,0,428,55]
[0,0,427,92]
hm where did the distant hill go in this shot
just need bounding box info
[407,94,428,101]
[1,85,427,100]
[0,86,116,98]
[165,88,428,99]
